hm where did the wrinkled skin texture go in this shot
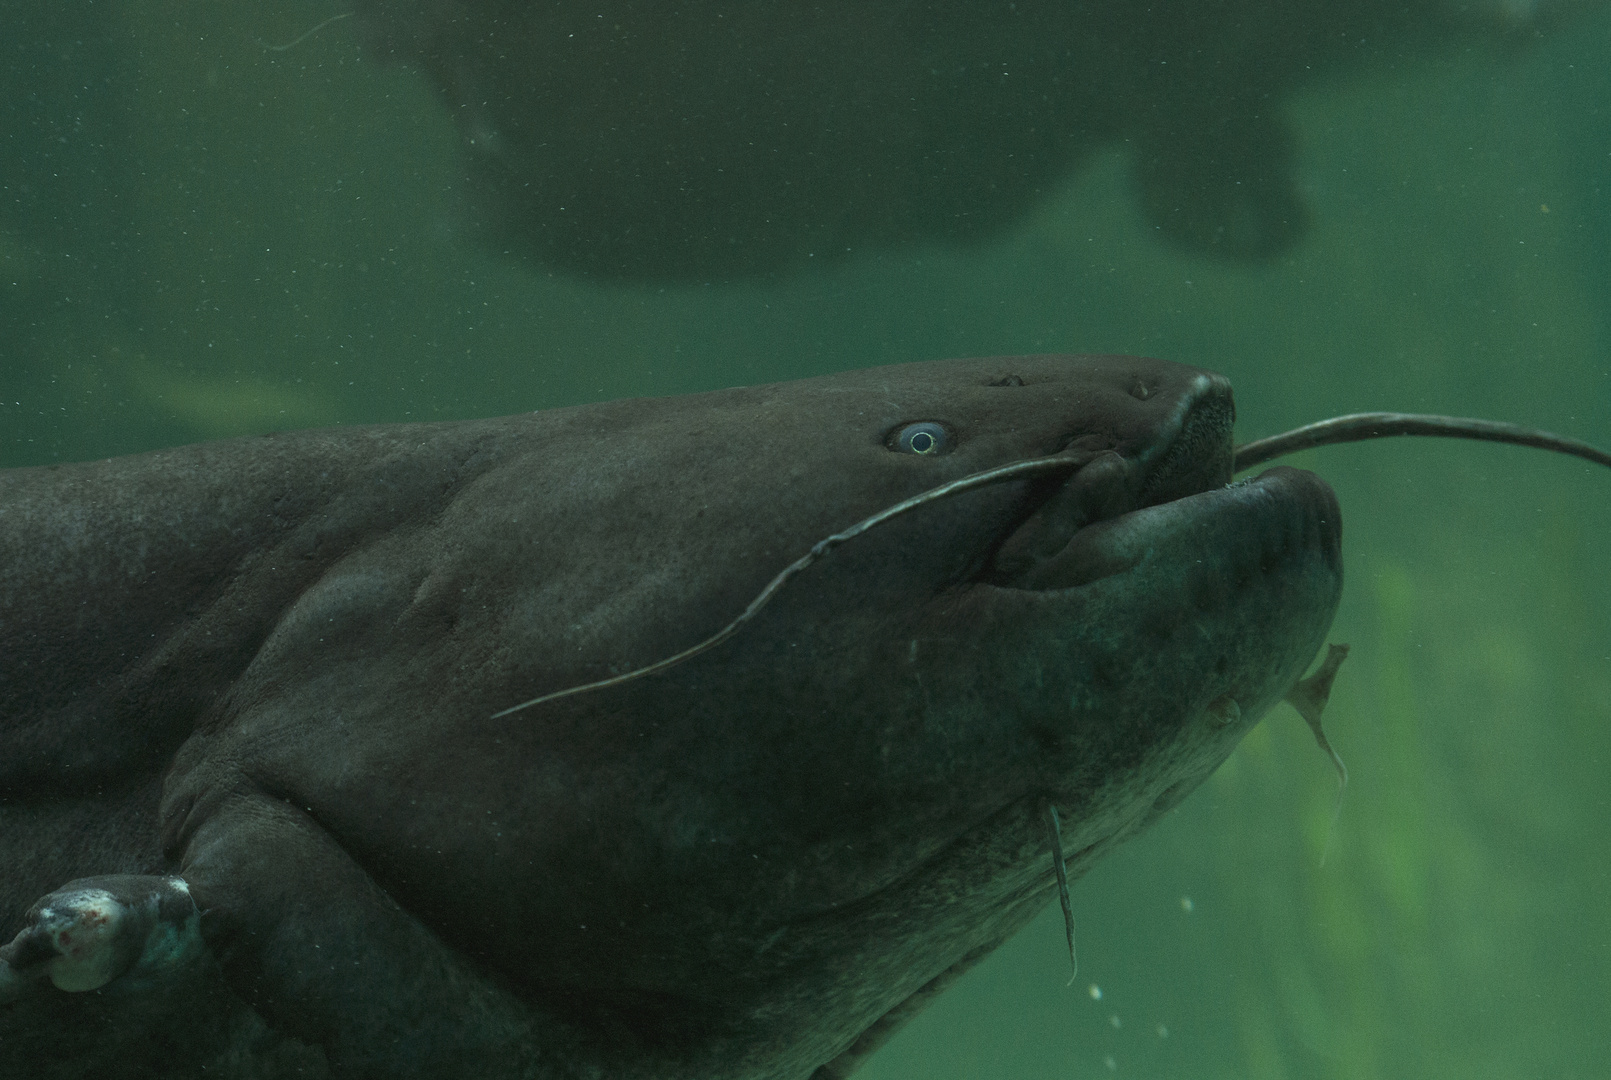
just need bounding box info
[0,355,1342,1079]
[355,0,1563,280]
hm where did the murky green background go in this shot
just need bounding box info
[4,2,1608,1077]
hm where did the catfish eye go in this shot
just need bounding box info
[891,422,951,455]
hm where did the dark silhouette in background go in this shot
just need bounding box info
[355,0,1572,281]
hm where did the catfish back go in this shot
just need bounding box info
[0,422,512,797]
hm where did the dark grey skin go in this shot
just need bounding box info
[0,355,1342,1079]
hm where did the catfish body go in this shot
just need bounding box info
[0,355,1341,1079]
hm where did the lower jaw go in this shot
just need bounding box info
[996,468,1339,593]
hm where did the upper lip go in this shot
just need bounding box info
[984,388,1237,589]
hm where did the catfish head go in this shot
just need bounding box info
[493,354,1346,1076]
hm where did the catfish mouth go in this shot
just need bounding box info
[985,384,1247,590]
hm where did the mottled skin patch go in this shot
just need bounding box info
[0,355,1341,1079]
[0,878,201,999]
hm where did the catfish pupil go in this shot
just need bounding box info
[894,422,950,455]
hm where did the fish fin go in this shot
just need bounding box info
[1285,643,1350,864]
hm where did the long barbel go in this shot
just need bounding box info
[492,413,1611,719]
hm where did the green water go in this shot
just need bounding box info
[3,2,1608,1077]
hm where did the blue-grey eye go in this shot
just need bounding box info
[892,422,951,455]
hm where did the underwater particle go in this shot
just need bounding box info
[1109,1014,1122,1028]
[1088,983,1103,1001]
[1104,1055,1118,1071]
[1180,895,1193,912]
[1157,1023,1169,1038]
